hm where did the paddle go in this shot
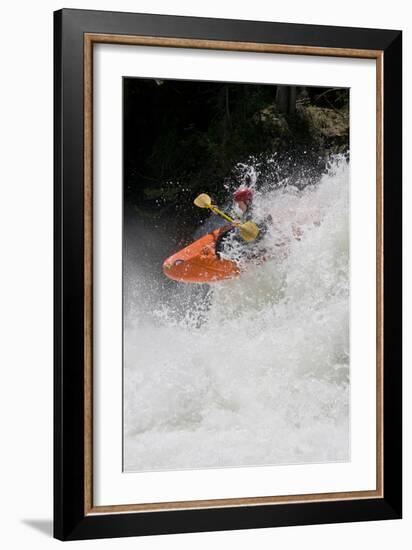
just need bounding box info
[194,193,260,242]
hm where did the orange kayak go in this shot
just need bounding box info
[163,226,240,283]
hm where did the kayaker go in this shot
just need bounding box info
[214,186,271,260]
[232,187,272,241]
[233,187,254,220]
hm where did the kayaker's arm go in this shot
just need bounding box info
[194,193,259,242]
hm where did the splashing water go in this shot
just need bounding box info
[123,157,350,472]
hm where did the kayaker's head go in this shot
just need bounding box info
[233,188,253,213]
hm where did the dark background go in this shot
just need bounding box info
[124,78,349,239]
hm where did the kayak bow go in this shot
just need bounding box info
[163,226,240,284]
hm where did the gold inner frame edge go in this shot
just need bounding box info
[83,33,384,515]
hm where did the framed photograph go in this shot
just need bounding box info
[54,9,402,541]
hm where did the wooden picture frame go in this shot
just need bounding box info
[54,8,402,540]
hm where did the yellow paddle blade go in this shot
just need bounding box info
[239,221,260,242]
[194,193,212,209]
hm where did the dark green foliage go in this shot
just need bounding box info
[124,78,349,229]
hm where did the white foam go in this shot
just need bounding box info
[124,159,350,472]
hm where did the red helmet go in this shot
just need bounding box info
[233,188,253,204]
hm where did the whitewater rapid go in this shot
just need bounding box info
[123,158,350,472]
